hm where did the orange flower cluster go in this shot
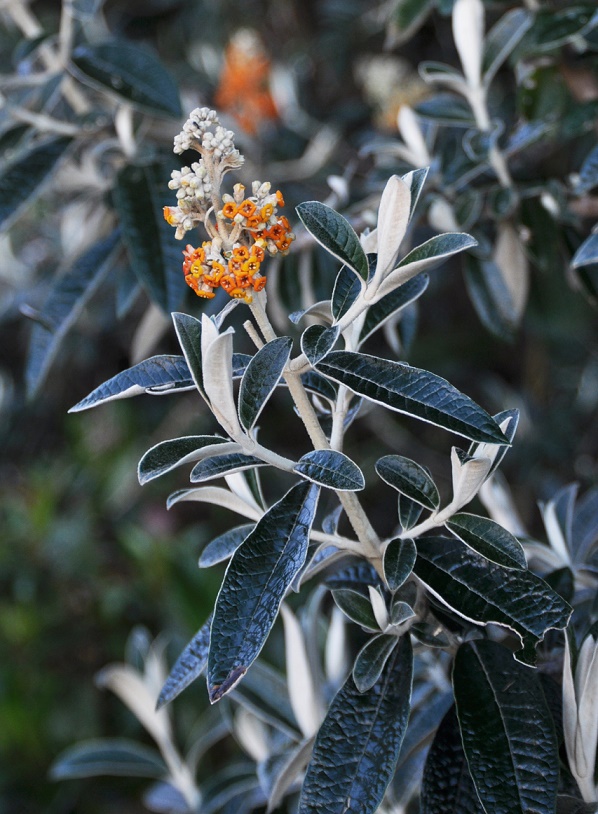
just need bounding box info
[222,191,294,255]
[182,242,267,303]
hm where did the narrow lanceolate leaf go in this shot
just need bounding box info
[71,39,182,118]
[299,636,413,814]
[482,9,533,85]
[156,615,212,709]
[296,201,369,281]
[113,161,186,313]
[359,273,429,345]
[190,453,265,483]
[353,634,399,693]
[207,481,319,702]
[294,449,365,491]
[166,486,262,521]
[332,265,363,321]
[300,325,339,366]
[446,513,526,569]
[199,524,253,568]
[49,739,167,780]
[172,312,204,396]
[317,351,508,444]
[374,174,412,280]
[376,455,439,510]
[332,589,380,631]
[69,355,193,412]
[138,435,232,484]
[0,136,71,232]
[454,639,559,814]
[421,706,485,814]
[414,536,572,665]
[375,233,477,301]
[402,167,429,222]
[384,538,417,591]
[26,230,120,397]
[238,337,292,431]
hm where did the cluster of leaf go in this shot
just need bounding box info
[52,167,590,814]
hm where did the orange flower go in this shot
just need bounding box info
[232,246,250,260]
[260,203,274,220]
[238,199,257,218]
[163,206,178,226]
[222,202,238,219]
[275,190,285,207]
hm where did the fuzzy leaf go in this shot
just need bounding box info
[331,589,379,631]
[384,538,417,591]
[318,351,508,444]
[296,201,369,281]
[238,337,292,431]
[50,738,167,779]
[416,94,476,126]
[398,494,424,531]
[572,232,598,269]
[207,481,319,702]
[414,536,572,664]
[453,0,484,88]
[69,355,193,412]
[113,161,185,313]
[360,273,429,345]
[167,486,262,521]
[374,175,412,279]
[300,325,340,366]
[463,254,518,341]
[71,39,181,117]
[138,435,231,484]
[294,449,365,491]
[299,636,412,814]
[376,455,440,510]
[172,312,204,397]
[199,524,254,568]
[454,639,559,814]
[419,61,467,91]
[575,145,598,195]
[402,167,429,222]
[446,512,527,569]
[331,265,363,321]
[157,615,212,709]
[482,9,533,85]
[190,453,265,483]
[352,634,399,693]
[27,230,120,398]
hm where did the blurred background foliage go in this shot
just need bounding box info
[1,0,598,810]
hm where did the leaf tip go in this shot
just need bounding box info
[208,666,247,704]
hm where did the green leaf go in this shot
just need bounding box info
[231,660,299,738]
[413,536,572,664]
[453,639,559,814]
[446,513,527,569]
[26,230,121,398]
[296,201,369,281]
[113,161,186,313]
[300,325,340,366]
[402,167,429,222]
[199,524,254,568]
[397,232,477,274]
[574,145,598,195]
[49,738,167,779]
[384,538,417,591]
[238,337,292,431]
[331,265,363,321]
[207,481,319,702]
[138,435,231,484]
[299,636,412,814]
[353,634,399,693]
[390,599,415,625]
[468,408,519,476]
[376,455,440,510]
[398,494,424,531]
[331,589,379,631]
[172,312,204,397]
[416,94,476,126]
[482,9,533,85]
[419,61,466,89]
[0,136,71,232]
[463,254,518,341]
[572,232,598,268]
[421,706,485,814]
[393,0,434,43]
[190,453,265,483]
[317,351,508,444]
[157,615,212,709]
[518,7,598,55]
[294,449,365,491]
[359,273,429,345]
[69,355,193,412]
[71,39,182,117]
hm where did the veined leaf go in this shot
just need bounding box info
[172,312,204,397]
[157,615,212,709]
[49,738,166,779]
[190,453,265,483]
[207,481,319,702]
[482,9,533,85]
[300,325,340,366]
[454,639,559,814]
[69,355,193,412]
[199,524,254,568]
[332,589,380,631]
[390,599,415,626]
[446,512,526,569]
[294,449,365,491]
[376,455,439,510]
[360,273,429,345]
[71,39,182,117]
[299,636,412,814]
[113,161,186,313]
[331,265,363,321]
[0,136,71,232]
[353,634,399,693]
[402,167,429,222]
[138,435,231,484]
[398,494,424,532]
[414,536,572,664]
[238,337,292,431]
[317,351,508,444]
[384,538,417,591]
[27,230,121,398]
[296,201,369,281]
